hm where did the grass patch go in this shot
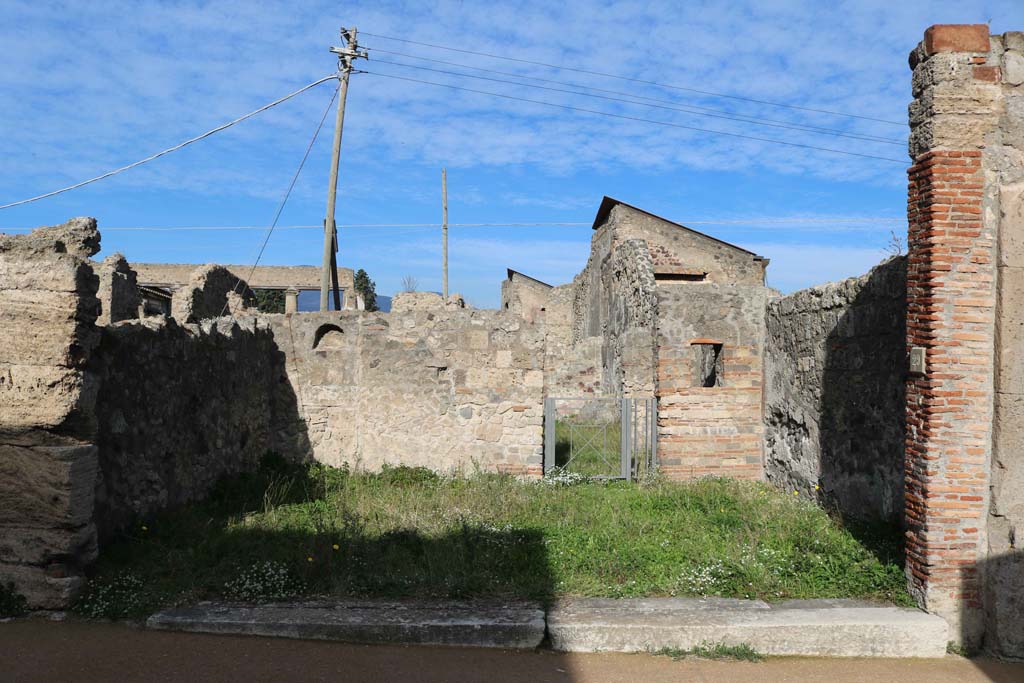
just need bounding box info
[75,456,912,619]
[653,642,764,662]
[555,420,622,477]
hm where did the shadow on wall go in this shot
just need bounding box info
[975,549,1024,661]
[87,316,311,541]
[818,257,907,529]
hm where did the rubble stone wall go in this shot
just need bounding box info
[267,310,545,476]
[88,315,294,538]
[170,264,256,323]
[764,257,907,524]
[96,253,141,325]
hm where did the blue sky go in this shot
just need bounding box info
[3,1,1023,307]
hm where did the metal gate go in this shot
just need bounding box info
[543,397,657,480]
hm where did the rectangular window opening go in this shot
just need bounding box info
[694,343,724,387]
[655,272,707,283]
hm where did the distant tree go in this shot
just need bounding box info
[401,275,419,293]
[354,268,378,312]
[884,228,906,256]
[253,289,285,313]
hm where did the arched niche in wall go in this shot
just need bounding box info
[313,323,345,350]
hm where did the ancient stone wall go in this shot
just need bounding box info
[0,219,103,607]
[655,284,766,479]
[604,203,767,285]
[903,25,1024,651]
[0,221,289,607]
[501,273,552,323]
[95,253,141,325]
[170,264,256,323]
[764,257,906,524]
[542,284,602,397]
[88,315,294,537]
[600,239,658,397]
[267,310,545,476]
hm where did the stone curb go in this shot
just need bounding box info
[146,600,546,650]
[146,598,949,658]
[547,598,949,658]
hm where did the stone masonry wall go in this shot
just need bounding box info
[601,239,658,397]
[96,253,141,325]
[656,284,766,479]
[903,25,1011,649]
[764,257,907,524]
[0,219,102,607]
[88,315,293,538]
[171,264,256,323]
[0,220,287,607]
[267,310,545,476]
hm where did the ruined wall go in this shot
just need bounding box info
[542,283,602,397]
[0,219,102,607]
[88,316,294,537]
[764,257,906,524]
[604,203,767,285]
[656,284,766,480]
[391,291,467,312]
[171,264,256,323]
[601,239,658,397]
[268,310,545,476]
[501,275,552,323]
[0,221,289,607]
[95,253,141,325]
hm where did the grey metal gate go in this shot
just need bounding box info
[543,397,657,480]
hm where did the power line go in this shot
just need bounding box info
[2,218,905,233]
[360,32,904,126]
[366,47,904,145]
[224,81,342,314]
[0,74,339,211]
[368,57,905,147]
[361,70,908,164]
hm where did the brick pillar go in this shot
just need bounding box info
[904,24,1003,647]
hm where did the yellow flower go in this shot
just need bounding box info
[793,491,799,496]
[141,525,148,532]
[332,544,340,551]
[814,485,820,491]
[307,556,314,562]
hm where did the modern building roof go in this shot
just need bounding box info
[591,196,767,261]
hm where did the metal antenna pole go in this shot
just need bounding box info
[442,168,448,299]
[320,27,365,311]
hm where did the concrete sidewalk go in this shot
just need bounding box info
[2,620,1021,683]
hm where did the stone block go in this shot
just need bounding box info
[0,523,97,566]
[547,598,947,658]
[0,561,86,609]
[148,601,546,649]
[1004,50,1024,85]
[0,439,98,527]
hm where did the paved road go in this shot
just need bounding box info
[1,619,1021,682]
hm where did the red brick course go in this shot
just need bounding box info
[904,149,993,617]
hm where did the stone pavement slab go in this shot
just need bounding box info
[146,599,546,649]
[546,597,949,657]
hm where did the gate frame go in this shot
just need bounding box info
[543,396,657,480]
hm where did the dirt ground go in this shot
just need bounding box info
[1,619,1021,683]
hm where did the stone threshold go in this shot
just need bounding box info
[146,597,949,658]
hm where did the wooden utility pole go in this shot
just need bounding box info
[320,27,364,311]
[441,168,448,299]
